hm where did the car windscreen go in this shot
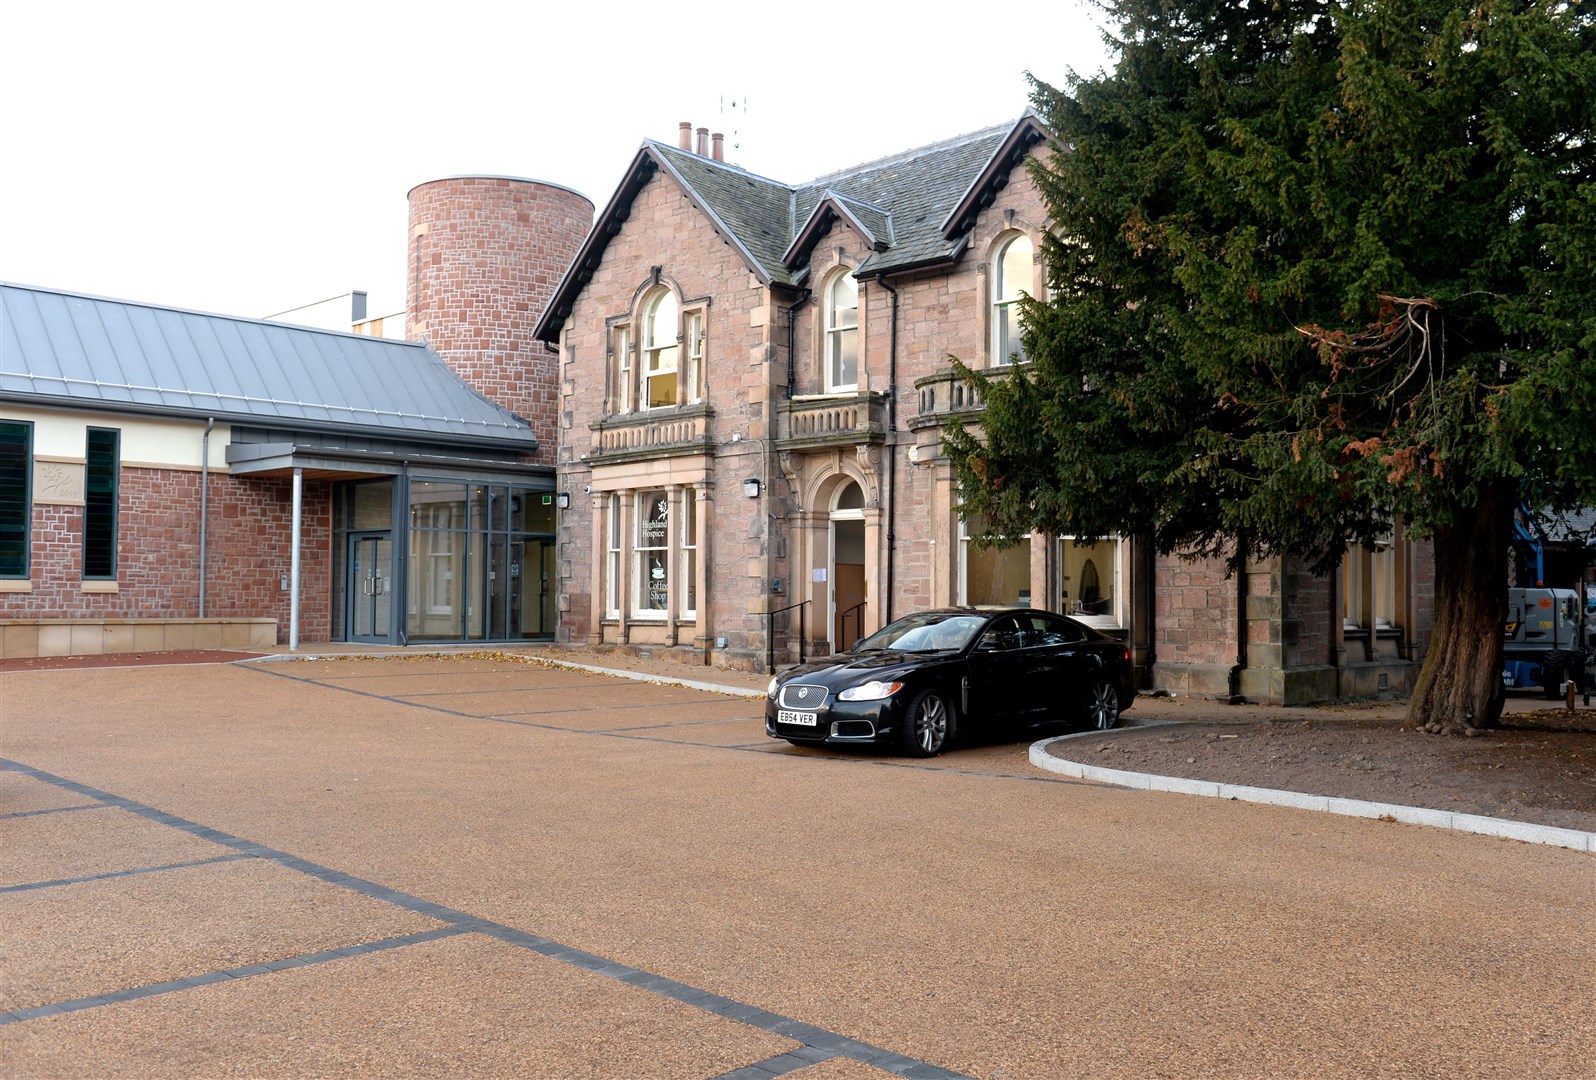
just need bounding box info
[855,613,986,653]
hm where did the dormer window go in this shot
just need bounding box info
[992,234,1033,366]
[825,271,859,391]
[643,289,680,409]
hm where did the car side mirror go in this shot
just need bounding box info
[976,638,1000,652]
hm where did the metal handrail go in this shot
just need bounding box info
[837,600,867,651]
[766,600,810,675]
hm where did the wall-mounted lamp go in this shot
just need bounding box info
[742,477,762,498]
[555,492,571,510]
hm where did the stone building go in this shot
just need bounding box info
[531,116,1434,700]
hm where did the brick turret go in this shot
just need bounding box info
[406,176,594,462]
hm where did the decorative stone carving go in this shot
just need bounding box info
[35,461,83,504]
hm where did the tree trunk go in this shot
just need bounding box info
[1406,481,1513,734]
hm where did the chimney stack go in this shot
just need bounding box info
[678,121,692,150]
[711,132,724,161]
[696,126,709,156]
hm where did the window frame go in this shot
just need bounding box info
[958,513,1033,608]
[991,232,1035,367]
[679,488,697,619]
[1058,535,1126,628]
[824,270,859,392]
[684,308,705,405]
[633,489,670,618]
[81,426,120,580]
[605,494,622,619]
[0,419,32,579]
[611,324,633,414]
[641,290,680,410]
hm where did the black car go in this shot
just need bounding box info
[766,607,1137,757]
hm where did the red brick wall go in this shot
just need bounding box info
[3,468,331,643]
[1282,556,1333,669]
[1154,554,1240,667]
[408,177,594,465]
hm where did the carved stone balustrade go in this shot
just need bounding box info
[587,406,715,464]
[778,391,888,450]
[907,370,987,464]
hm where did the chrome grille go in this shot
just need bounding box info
[777,683,829,710]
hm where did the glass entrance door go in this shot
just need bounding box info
[349,532,393,642]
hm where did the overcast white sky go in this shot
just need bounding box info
[3,1,1113,327]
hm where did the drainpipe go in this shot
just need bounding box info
[1139,533,1157,690]
[1228,536,1248,701]
[784,290,810,399]
[875,274,899,624]
[397,461,410,646]
[199,417,213,618]
[289,467,303,652]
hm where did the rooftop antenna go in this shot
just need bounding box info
[719,93,747,158]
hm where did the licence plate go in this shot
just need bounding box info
[778,710,818,727]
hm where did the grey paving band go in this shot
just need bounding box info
[0,927,467,1026]
[0,758,972,1079]
[0,853,254,895]
[710,1045,838,1077]
[0,802,111,821]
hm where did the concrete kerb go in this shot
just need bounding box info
[1031,729,1596,854]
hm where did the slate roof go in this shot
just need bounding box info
[0,283,536,450]
[535,113,1049,342]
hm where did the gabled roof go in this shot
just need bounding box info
[0,282,536,450]
[534,112,1049,343]
[783,190,894,267]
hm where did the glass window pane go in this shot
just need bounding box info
[964,537,1031,607]
[999,235,1033,302]
[351,480,394,529]
[834,328,858,387]
[636,490,668,613]
[83,428,118,579]
[0,420,31,577]
[512,490,557,534]
[646,291,678,348]
[829,274,858,329]
[647,362,678,408]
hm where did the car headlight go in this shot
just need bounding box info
[767,676,780,699]
[837,680,903,702]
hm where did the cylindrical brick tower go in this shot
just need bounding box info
[406,176,594,463]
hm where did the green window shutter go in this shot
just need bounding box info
[83,428,119,579]
[0,421,30,577]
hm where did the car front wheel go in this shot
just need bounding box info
[1084,679,1121,731]
[901,690,954,757]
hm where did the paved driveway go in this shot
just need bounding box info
[2,656,1592,1078]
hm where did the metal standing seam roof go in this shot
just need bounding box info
[0,283,536,449]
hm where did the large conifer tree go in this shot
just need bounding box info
[947,0,1596,732]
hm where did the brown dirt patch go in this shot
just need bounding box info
[1062,706,1596,833]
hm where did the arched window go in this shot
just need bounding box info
[992,234,1033,366]
[825,271,859,391]
[642,290,680,409]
